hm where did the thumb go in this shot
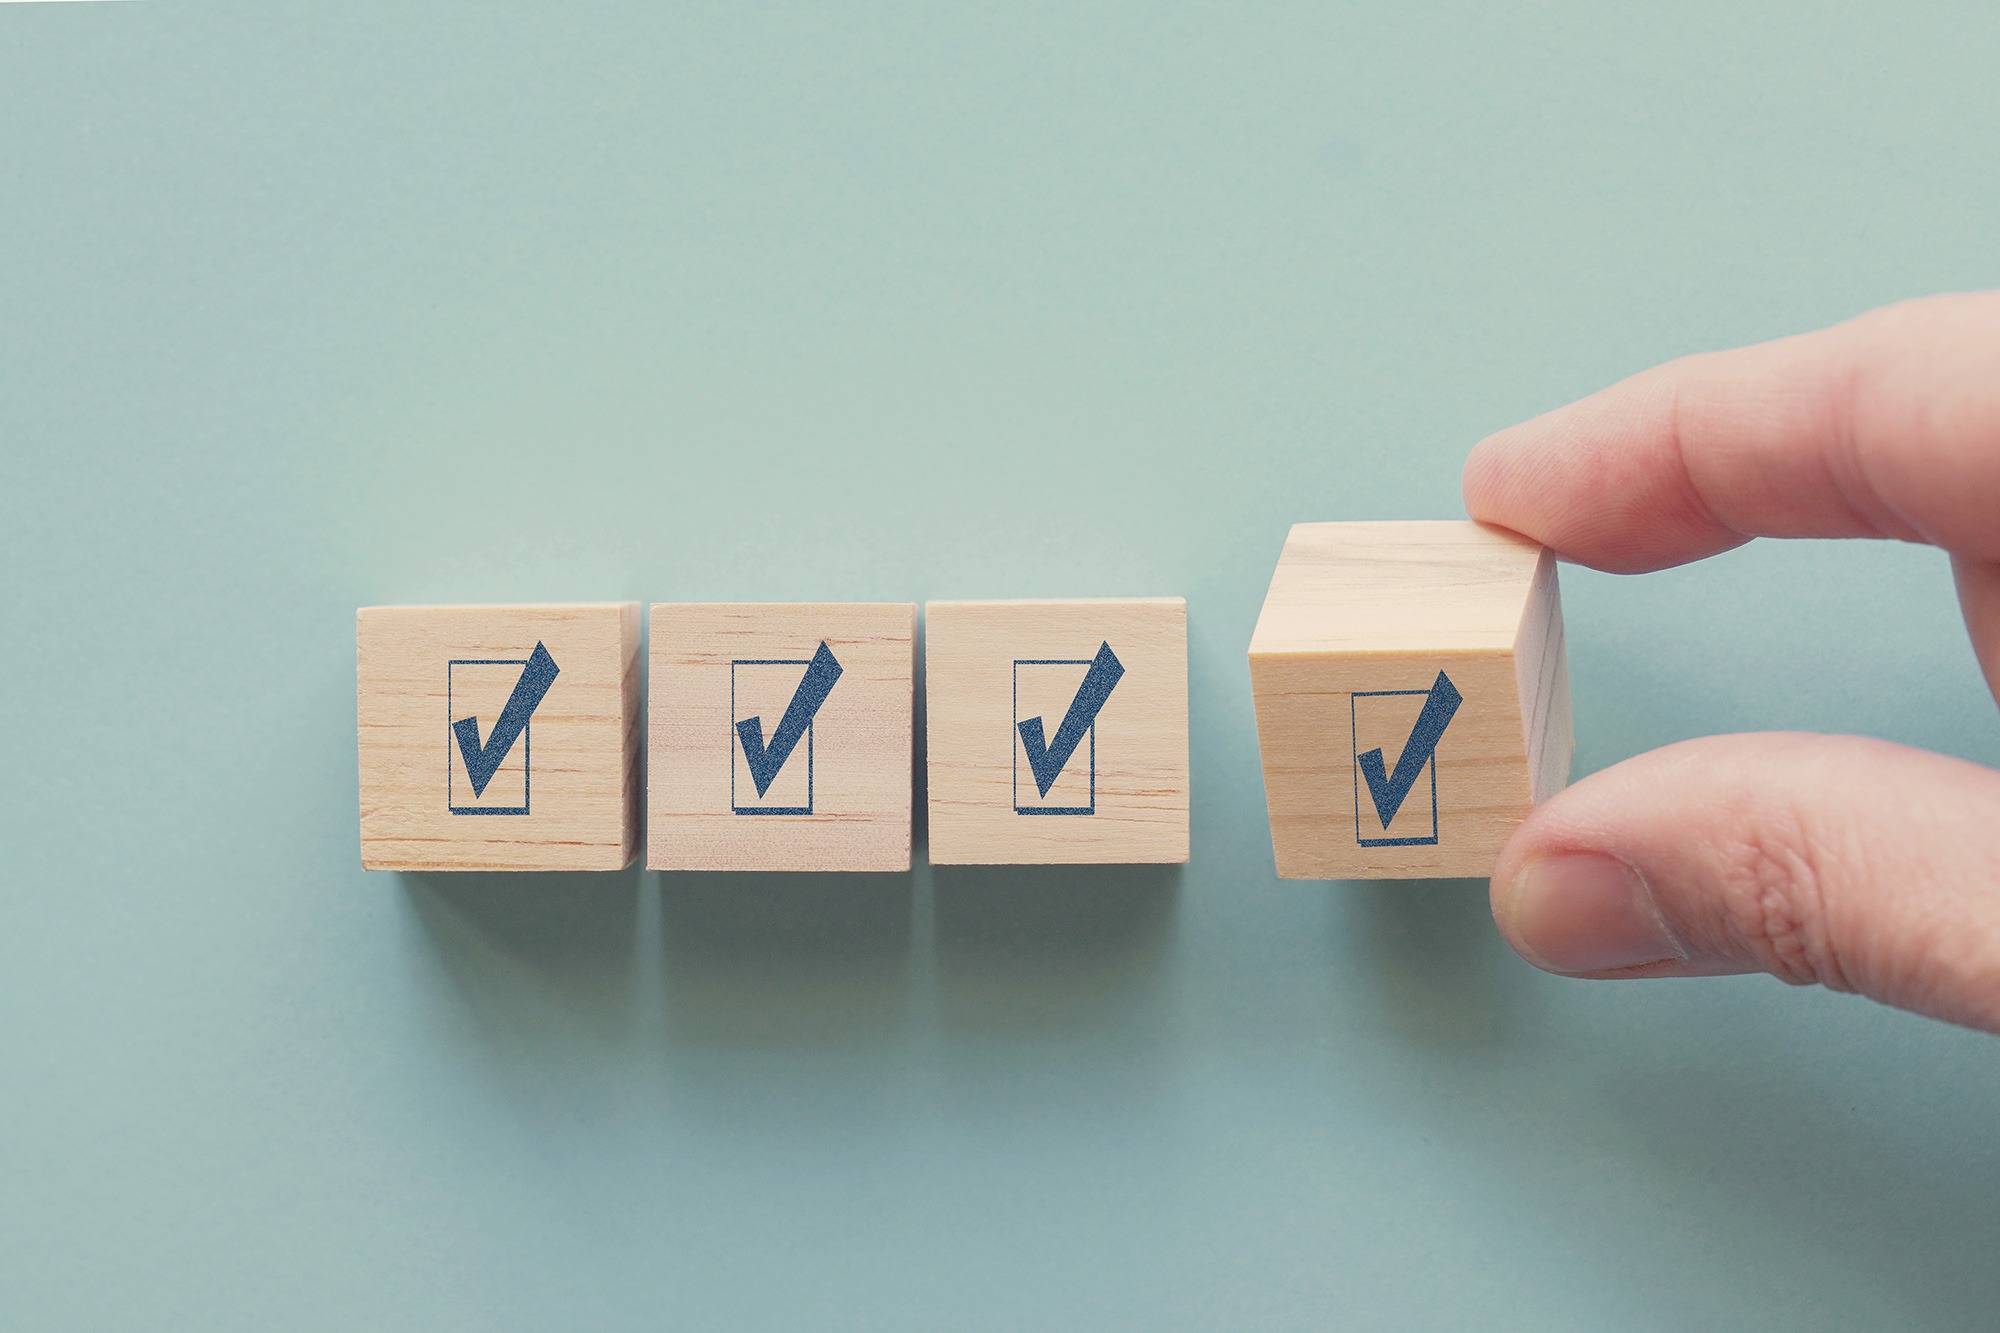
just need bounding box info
[1490,733,2000,1033]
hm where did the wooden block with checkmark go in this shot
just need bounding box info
[924,598,1189,865]
[648,603,916,872]
[1248,521,1572,880]
[357,602,642,872]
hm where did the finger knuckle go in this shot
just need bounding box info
[1712,807,1857,992]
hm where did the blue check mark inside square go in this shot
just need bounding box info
[736,641,843,799]
[1355,670,1461,832]
[450,642,560,806]
[1017,640,1125,800]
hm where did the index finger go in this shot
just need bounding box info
[1462,292,2000,573]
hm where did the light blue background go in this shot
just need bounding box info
[5,3,2000,1328]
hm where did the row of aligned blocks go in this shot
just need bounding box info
[358,522,1571,877]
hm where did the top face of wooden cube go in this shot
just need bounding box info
[647,603,915,873]
[924,598,1189,865]
[357,603,640,872]
[1248,521,1545,658]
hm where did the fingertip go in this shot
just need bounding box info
[1460,429,1510,520]
[1490,735,2000,1026]
[1491,849,1685,976]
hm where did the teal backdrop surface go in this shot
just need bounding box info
[6,3,2000,1328]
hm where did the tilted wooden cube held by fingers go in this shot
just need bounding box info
[1248,522,1572,880]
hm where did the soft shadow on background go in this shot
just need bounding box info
[1344,877,1535,1048]
[402,868,643,1053]
[659,870,914,1047]
[933,864,1180,1037]
[402,859,1182,1050]
[405,870,640,1001]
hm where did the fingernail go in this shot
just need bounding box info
[1498,852,1680,974]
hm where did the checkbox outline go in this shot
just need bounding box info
[731,658,815,815]
[1013,658,1096,816]
[447,658,532,816]
[1351,687,1440,847]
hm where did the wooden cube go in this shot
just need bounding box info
[1248,521,1571,880]
[648,603,915,872]
[925,598,1189,865]
[357,602,641,872]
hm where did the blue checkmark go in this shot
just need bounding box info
[451,641,560,799]
[1017,640,1125,799]
[736,641,843,799]
[1355,670,1461,830]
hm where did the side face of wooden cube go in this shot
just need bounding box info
[1248,521,1571,880]
[647,603,915,872]
[925,598,1189,866]
[357,602,641,872]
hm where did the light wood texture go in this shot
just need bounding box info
[1248,522,1572,880]
[358,602,641,872]
[925,598,1189,865]
[1514,548,1574,808]
[648,603,915,872]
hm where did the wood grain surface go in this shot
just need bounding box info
[925,598,1189,865]
[648,603,915,872]
[1248,522,1570,879]
[357,602,641,872]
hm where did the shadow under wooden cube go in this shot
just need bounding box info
[658,871,915,1048]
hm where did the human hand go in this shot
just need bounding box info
[1463,292,2000,1032]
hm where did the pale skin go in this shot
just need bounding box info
[1463,292,2000,1034]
